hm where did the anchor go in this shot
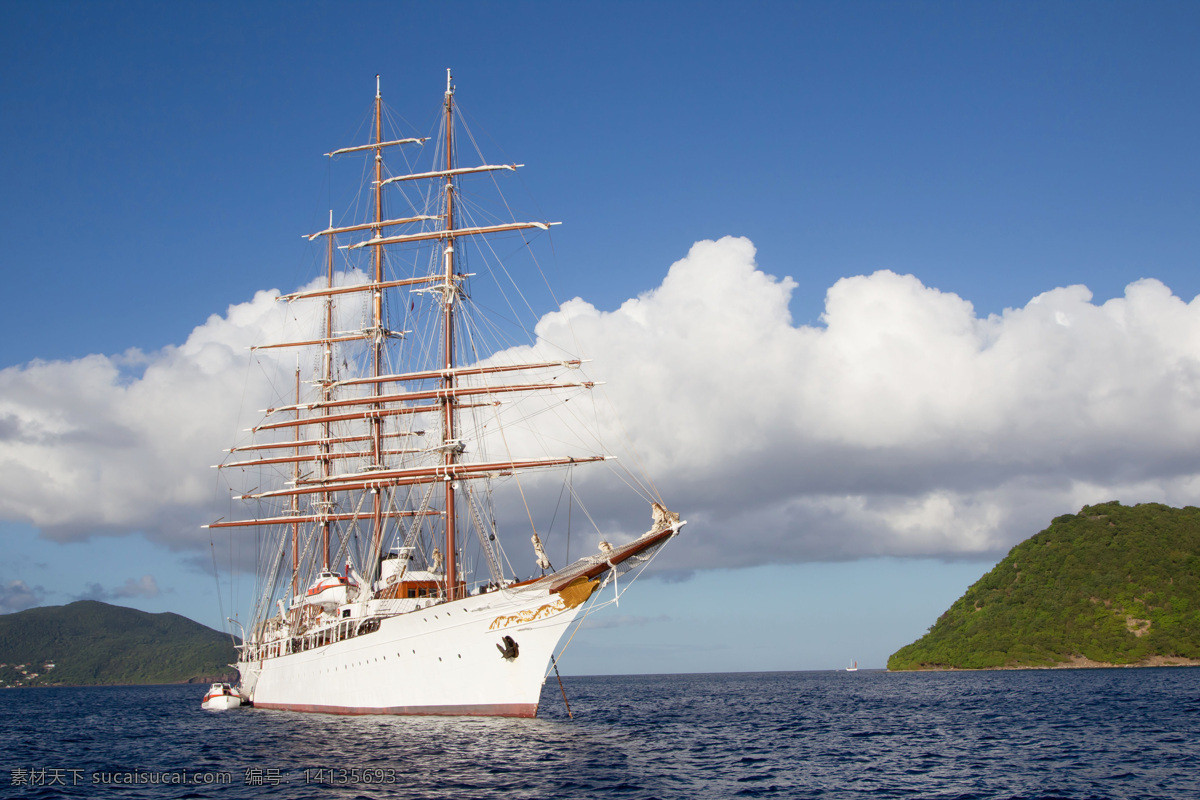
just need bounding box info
[496,635,519,660]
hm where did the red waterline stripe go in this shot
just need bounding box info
[252,701,539,718]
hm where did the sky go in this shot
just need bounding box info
[2,0,1200,674]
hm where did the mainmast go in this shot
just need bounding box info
[441,69,460,601]
[370,74,386,572]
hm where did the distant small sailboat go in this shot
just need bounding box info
[846,660,858,672]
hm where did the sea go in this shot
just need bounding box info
[1,668,1197,799]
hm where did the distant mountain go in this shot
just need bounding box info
[889,502,1200,670]
[0,600,237,686]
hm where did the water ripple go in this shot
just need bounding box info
[2,669,1198,799]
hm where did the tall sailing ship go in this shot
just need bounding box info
[206,72,683,716]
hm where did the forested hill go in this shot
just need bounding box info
[0,601,237,687]
[889,502,1200,670]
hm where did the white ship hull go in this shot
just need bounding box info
[238,586,584,717]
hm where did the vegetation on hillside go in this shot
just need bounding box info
[0,600,237,686]
[888,502,1200,670]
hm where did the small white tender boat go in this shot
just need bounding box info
[201,682,243,710]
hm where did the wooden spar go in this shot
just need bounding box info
[218,448,420,470]
[263,379,596,417]
[251,401,497,434]
[332,359,583,389]
[279,274,443,302]
[312,454,609,489]
[240,464,602,503]
[305,214,440,241]
[205,509,439,531]
[325,136,427,157]
[228,431,419,454]
[252,331,402,352]
[443,68,459,601]
[347,220,557,250]
[380,163,521,186]
[546,526,680,594]
[239,455,609,501]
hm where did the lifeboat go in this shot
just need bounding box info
[201,682,243,710]
[304,570,357,610]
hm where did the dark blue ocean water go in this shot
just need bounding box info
[2,669,1197,799]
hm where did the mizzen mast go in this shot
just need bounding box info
[291,365,301,599]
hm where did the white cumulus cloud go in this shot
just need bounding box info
[2,237,1199,572]
[516,236,1200,566]
[0,287,293,545]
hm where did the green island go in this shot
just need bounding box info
[0,600,237,687]
[889,501,1200,670]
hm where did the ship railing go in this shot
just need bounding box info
[246,614,388,660]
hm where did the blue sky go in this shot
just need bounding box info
[2,1,1200,673]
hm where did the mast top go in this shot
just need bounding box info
[446,68,454,97]
[376,74,381,99]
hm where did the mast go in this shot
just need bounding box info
[370,74,386,574]
[441,68,459,601]
[321,210,334,571]
[291,366,300,601]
